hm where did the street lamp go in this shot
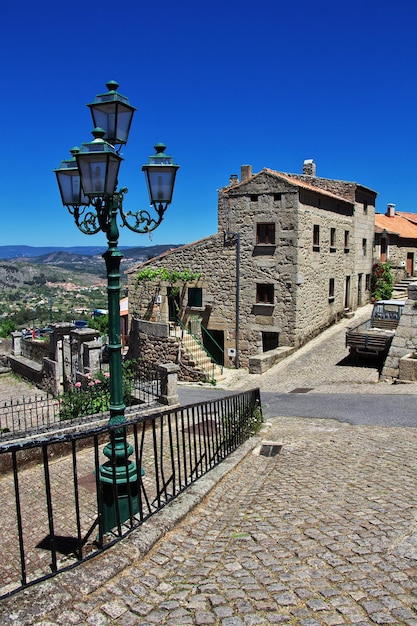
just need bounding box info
[54,81,179,533]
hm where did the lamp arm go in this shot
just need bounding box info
[119,200,168,234]
[67,205,102,235]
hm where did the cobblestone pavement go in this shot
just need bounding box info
[219,304,417,395]
[3,306,417,625]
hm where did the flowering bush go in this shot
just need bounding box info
[59,365,135,421]
[371,262,394,301]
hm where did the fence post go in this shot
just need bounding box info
[158,363,180,405]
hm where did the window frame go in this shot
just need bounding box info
[187,287,203,308]
[256,283,274,305]
[329,277,335,302]
[313,224,320,251]
[330,227,336,252]
[344,230,350,253]
[256,223,276,245]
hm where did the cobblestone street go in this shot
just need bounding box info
[219,304,399,394]
[2,305,417,625]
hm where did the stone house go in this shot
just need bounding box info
[374,203,417,278]
[126,160,376,373]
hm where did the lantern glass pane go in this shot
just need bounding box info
[90,102,134,145]
[145,167,177,204]
[77,153,120,197]
[106,159,120,195]
[55,169,89,206]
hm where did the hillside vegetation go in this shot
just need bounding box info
[0,245,181,330]
[0,261,107,328]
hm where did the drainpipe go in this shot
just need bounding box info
[224,198,240,368]
[235,233,240,369]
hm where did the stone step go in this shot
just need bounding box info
[179,333,223,382]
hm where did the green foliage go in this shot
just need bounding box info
[59,362,136,421]
[24,273,47,286]
[136,267,201,286]
[0,319,16,338]
[248,400,264,435]
[88,314,109,336]
[371,262,394,301]
[222,399,264,443]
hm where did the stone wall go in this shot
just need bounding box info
[127,234,241,364]
[295,199,354,344]
[10,326,102,396]
[21,337,53,363]
[381,283,417,380]
[127,319,210,383]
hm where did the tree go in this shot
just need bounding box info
[0,319,16,338]
[89,314,109,336]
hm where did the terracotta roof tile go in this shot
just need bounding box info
[396,211,417,225]
[375,213,417,238]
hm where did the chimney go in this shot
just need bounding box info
[303,159,316,176]
[241,165,252,182]
[229,174,239,185]
[386,203,396,217]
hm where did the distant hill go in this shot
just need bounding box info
[0,244,182,262]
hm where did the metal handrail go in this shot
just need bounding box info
[190,316,225,366]
[177,318,224,368]
[0,389,262,598]
[0,364,161,440]
[175,319,217,382]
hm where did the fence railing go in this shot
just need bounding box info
[0,363,161,440]
[0,388,262,598]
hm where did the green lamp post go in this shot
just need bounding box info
[54,81,179,533]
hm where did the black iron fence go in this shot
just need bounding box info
[0,363,161,440]
[0,388,262,598]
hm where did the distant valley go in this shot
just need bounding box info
[0,244,182,330]
[0,244,181,272]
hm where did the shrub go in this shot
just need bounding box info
[0,319,16,338]
[59,363,136,421]
[371,262,394,301]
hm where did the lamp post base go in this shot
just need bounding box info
[99,460,140,533]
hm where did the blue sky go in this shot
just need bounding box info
[1,0,417,249]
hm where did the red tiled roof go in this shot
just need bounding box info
[375,213,417,238]
[396,211,417,225]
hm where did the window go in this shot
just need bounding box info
[365,274,371,291]
[273,193,282,202]
[344,230,350,252]
[330,227,336,251]
[187,287,202,308]
[257,223,276,245]
[250,194,258,203]
[362,238,367,256]
[364,201,368,214]
[313,224,320,250]
[329,278,335,302]
[262,332,279,352]
[256,284,274,304]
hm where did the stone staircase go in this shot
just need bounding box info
[171,326,224,383]
[392,277,417,300]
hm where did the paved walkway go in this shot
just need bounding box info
[217,303,417,395]
[2,307,417,625]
